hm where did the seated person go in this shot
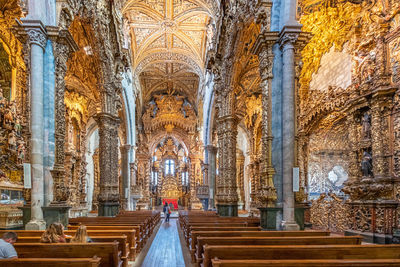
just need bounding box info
[70,225,92,243]
[0,231,18,259]
[40,222,67,243]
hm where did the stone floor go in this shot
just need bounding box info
[133,218,191,267]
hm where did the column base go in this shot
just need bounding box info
[43,204,71,227]
[25,219,46,230]
[281,220,300,231]
[98,202,119,217]
[18,205,32,227]
[217,204,238,217]
[258,207,281,230]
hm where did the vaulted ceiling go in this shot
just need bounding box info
[123,0,216,107]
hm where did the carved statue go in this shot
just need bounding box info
[14,117,21,136]
[17,141,25,164]
[361,113,371,140]
[7,131,16,151]
[3,103,14,129]
[0,88,5,123]
[361,151,373,177]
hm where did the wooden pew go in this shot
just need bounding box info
[190,230,329,253]
[202,245,400,267]
[185,224,255,241]
[186,226,260,246]
[211,259,400,267]
[195,236,363,265]
[0,257,101,267]
[179,215,260,233]
[0,229,136,261]
[69,217,149,244]
[182,220,260,239]
[15,236,130,267]
[118,210,161,231]
[68,225,140,256]
[14,242,121,267]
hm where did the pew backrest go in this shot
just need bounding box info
[14,242,121,267]
[202,245,400,267]
[0,257,101,267]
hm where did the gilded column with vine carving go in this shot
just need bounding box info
[49,29,77,204]
[253,32,278,207]
[215,89,239,216]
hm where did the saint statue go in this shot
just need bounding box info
[361,151,373,177]
[7,131,16,151]
[361,113,371,140]
[17,141,25,164]
[0,89,8,126]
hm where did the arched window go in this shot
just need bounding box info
[165,159,175,175]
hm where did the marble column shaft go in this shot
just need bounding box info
[19,23,48,229]
[280,30,299,229]
[120,144,132,210]
[206,145,217,209]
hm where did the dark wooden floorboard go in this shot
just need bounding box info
[141,219,185,267]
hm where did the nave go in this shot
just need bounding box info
[1,0,400,265]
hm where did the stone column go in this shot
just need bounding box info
[47,28,77,209]
[206,145,217,209]
[279,26,301,230]
[130,162,141,210]
[215,90,239,216]
[95,113,121,216]
[20,22,47,230]
[342,114,360,197]
[120,144,131,210]
[253,31,279,208]
[236,149,245,210]
[189,157,201,208]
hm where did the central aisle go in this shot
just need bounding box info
[141,219,185,267]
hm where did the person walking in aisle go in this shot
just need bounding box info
[163,202,171,222]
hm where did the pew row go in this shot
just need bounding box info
[14,242,121,267]
[211,259,400,267]
[202,245,400,267]
[190,230,330,254]
[0,229,136,261]
[194,236,363,265]
[15,235,129,267]
[0,257,101,267]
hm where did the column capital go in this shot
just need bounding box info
[94,112,121,127]
[47,26,78,50]
[252,31,279,81]
[278,25,310,51]
[205,145,218,153]
[120,144,132,154]
[15,20,48,49]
